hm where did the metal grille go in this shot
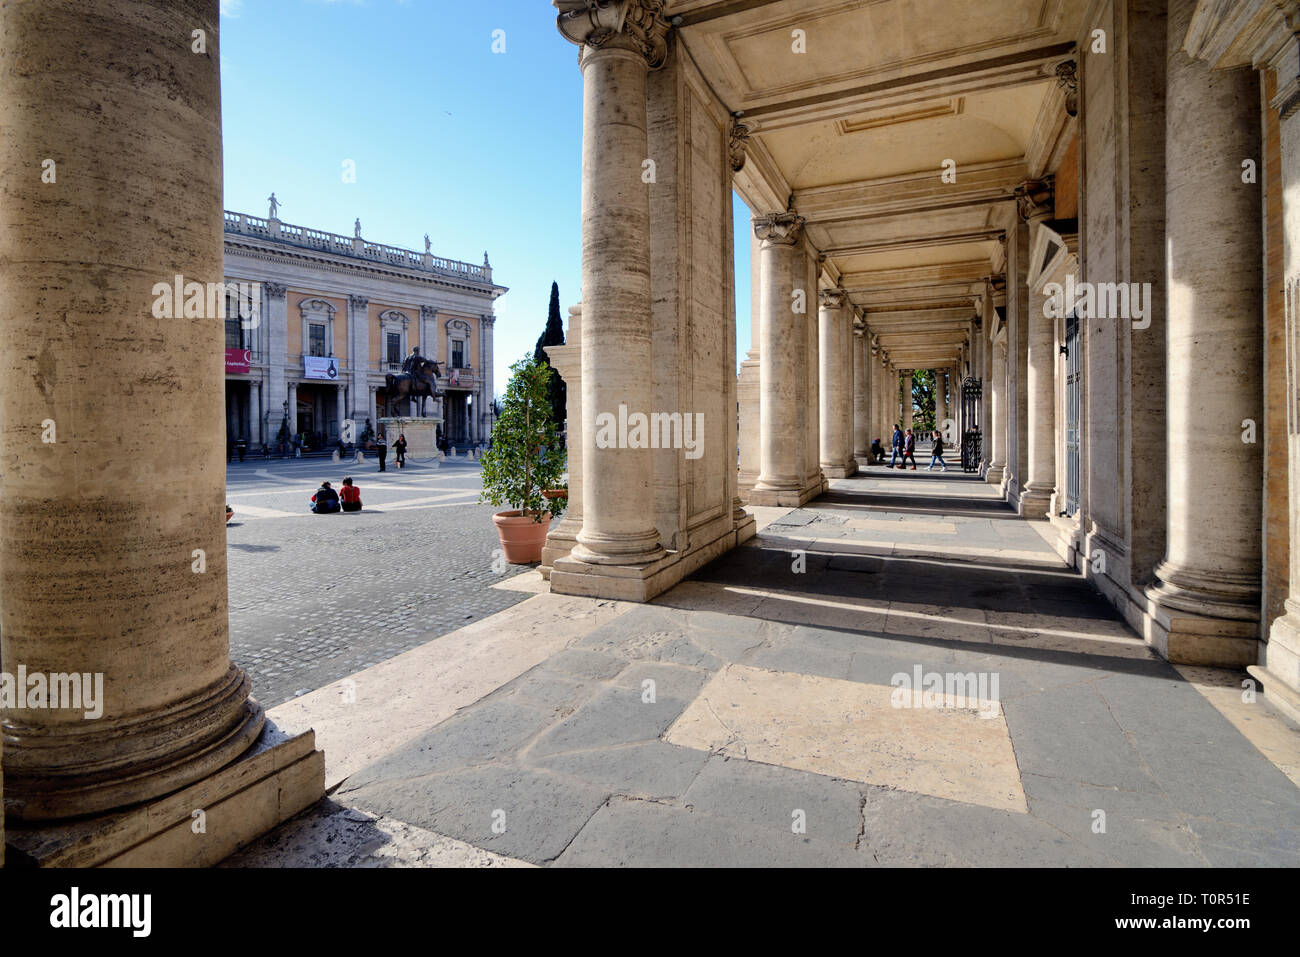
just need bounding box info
[961,376,982,472]
[1064,311,1082,516]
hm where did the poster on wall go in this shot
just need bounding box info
[303,356,339,380]
[225,348,251,374]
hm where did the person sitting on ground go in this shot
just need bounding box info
[310,480,341,514]
[338,476,362,512]
[870,438,884,465]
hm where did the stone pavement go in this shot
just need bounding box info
[225,455,531,708]
[230,467,1300,867]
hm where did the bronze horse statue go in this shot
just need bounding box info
[385,357,442,417]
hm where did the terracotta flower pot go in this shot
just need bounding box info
[225,508,234,524]
[493,510,553,564]
[541,488,568,502]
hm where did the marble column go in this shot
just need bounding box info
[1147,0,1262,665]
[335,385,347,440]
[818,288,857,477]
[350,295,371,422]
[853,328,871,460]
[559,3,668,566]
[901,371,913,431]
[1018,181,1056,520]
[0,0,310,828]
[249,380,262,449]
[750,211,811,504]
[1258,29,1300,716]
[935,369,948,433]
[987,336,1007,484]
[266,282,289,434]
[288,382,299,435]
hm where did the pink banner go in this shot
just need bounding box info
[225,348,251,374]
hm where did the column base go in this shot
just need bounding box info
[539,515,582,581]
[1143,573,1260,668]
[1249,604,1300,724]
[550,517,745,602]
[820,458,858,478]
[747,480,823,508]
[1017,485,1053,521]
[4,720,324,867]
[985,464,1005,485]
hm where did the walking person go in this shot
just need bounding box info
[376,430,388,472]
[927,430,949,472]
[900,428,918,470]
[394,433,408,469]
[888,424,903,468]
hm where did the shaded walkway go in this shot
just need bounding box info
[235,468,1300,868]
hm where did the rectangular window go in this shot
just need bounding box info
[225,318,242,349]
[387,333,402,366]
[451,339,465,368]
[308,323,327,357]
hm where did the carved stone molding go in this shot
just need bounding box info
[1055,61,1078,117]
[819,287,848,309]
[554,0,671,69]
[265,282,288,300]
[1014,179,1053,223]
[419,304,438,321]
[752,210,805,245]
[348,294,369,310]
[729,120,751,173]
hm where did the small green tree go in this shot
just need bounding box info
[479,355,567,522]
[534,281,567,428]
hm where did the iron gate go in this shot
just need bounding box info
[1064,311,1082,516]
[961,376,982,472]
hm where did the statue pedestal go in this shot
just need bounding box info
[380,416,443,465]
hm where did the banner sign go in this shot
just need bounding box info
[303,356,339,380]
[225,348,252,374]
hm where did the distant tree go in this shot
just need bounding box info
[912,370,936,432]
[533,281,567,428]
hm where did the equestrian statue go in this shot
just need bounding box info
[387,348,442,417]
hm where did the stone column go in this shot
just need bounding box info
[541,304,584,575]
[941,369,951,434]
[1146,0,1263,665]
[1018,181,1056,519]
[750,211,811,504]
[249,380,261,449]
[557,1,669,566]
[987,336,1007,484]
[335,385,347,439]
[348,296,370,421]
[738,347,761,495]
[288,382,299,435]
[266,282,289,435]
[901,371,913,431]
[1257,27,1300,717]
[481,315,496,439]
[818,288,857,477]
[0,0,312,828]
[853,328,870,459]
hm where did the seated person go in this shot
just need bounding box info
[338,476,362,512]
[310,480,341,514]
[869,438,884,465]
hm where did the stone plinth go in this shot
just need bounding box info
[380,416,443,463]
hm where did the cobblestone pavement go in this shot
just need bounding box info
[225,454,533,708]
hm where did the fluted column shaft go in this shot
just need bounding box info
[753,214,806,495]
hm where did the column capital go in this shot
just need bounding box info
[419,304,438,321]
[554,0,671,69]
[348,294,369,310]
[752,210,805,245]
[1055,60,1078,117]
[818,287,848,309]
[1014,179,1054,223]
[265,282,288,300]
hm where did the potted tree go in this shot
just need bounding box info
[480,356,566,563]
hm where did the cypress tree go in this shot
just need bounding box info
[534,281,567,428]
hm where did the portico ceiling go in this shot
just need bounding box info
[667,0,1084,369]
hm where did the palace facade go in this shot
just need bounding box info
[222,210,505,450]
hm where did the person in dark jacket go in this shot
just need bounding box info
[376,431,388,472]
[394,433,408,469]
[888,425,903,468]
[927,430,949,472]
[900,429,917,470]
[870,438,884,465]
[310,481,341,513]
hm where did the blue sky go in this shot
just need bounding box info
[219,0,752,394]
